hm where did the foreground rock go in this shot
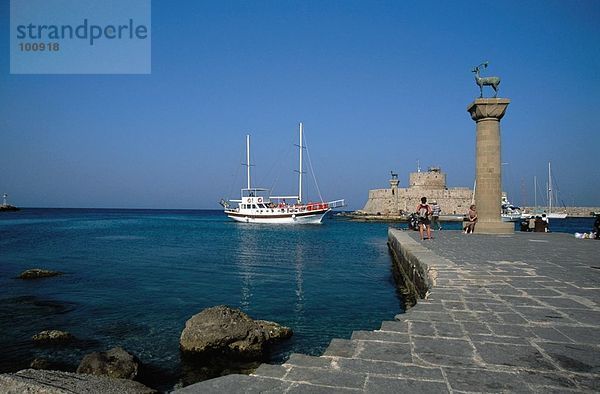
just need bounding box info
[180,305,292,360]
[32,330,74,343]
[0,369,155,393]
[77,347,140,380]
[18,268,63,279]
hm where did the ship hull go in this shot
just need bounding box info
[226,209,330,224]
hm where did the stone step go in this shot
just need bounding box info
[284,353,333,369]
[350,330,410,343]
[323,338,360,358]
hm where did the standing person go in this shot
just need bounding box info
[593,214,600,239]
[416,197,432,240]
[465,204,477,234]
[528,216,535,232]
[431,200,442,230]
[541,213,549,232]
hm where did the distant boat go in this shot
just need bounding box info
[221,123,344,224]
[547,162,567,219]
[0,193,20,212]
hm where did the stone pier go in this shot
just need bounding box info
[174,229,599,393]
[467,98,514,234]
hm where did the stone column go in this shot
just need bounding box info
[467,98,514,234]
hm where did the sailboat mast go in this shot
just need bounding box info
[298,122,303,204]
[548,162,552,214]
[534,176,537,209]
[246,134,251,190]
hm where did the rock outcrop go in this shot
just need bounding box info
[77,347,140,380]
[18,269,63,279]
[179,305,292,360]
[32,330,74,343]
[0,369,155,393]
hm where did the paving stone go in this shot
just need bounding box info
[561,309,600,325]
[488,323,536,338]
[524,288,563,297]
[252,363,288,378]
[397,311,454,322]
[499,295,545,307]
[364,376,449,393]
[433,322,465,338]
[285,354,332,369]
[409,321,436,336]
[571,374,600,391]
[532,327,574,343]
[472,342,557,371]
[175,374,291,393]
[535,297,592,309]
[555,325,600,344]
[468,334,530,345]
[286,383,361,393]
[513,306,575,324]
[450,311,480,322]
[335,358,444,381]
[350,330,410,343]
[458,321,492,336]
[443,367,533,393]
[413,301,446,312]
[495,312,529,325]
[441,301,468,310]
[356,341,413,363]
[412,337,475,363]
[484,303,518,313]
[323,339,359,358]
[537,342,600,373]
[516,369,577,390]
[284,366,366,389]
[379,320,408,333]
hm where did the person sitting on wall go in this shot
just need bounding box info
[593,214,600,239]
[431,200,442,230]
[534,216,547,232]
[464,204,477,234]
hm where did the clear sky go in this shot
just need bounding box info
[1,0,599,210]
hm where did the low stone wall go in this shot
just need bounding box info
[521,206,600,217]
[387,228,437,307]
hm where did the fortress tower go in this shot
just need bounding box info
[361,167,472,216]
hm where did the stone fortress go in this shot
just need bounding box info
[360,167,473,216]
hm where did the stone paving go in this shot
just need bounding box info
[176,230,600,393]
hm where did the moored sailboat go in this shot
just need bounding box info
[221,123,344,224]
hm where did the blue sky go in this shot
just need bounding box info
[1,0,599,209]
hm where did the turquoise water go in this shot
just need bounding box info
[0,209,403,390]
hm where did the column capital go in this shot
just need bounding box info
[467,98,510,122]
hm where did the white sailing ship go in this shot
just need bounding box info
[221,123,344,224]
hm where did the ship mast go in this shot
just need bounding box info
[548,161,552,214]
[246,134,251,190]
[298,122,303,204]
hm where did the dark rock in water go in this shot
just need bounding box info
[32,330,74,343]
[77,346,140,380]
[0,369,155,393]
[29,357,51,370]
[179,305,293,360]
[18,269,63,280]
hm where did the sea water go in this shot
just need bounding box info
[0,209,403,390]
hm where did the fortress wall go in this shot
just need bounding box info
[362,186,472,215]
[362,188,400,215]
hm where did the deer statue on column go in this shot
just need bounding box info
[472,62,501,98]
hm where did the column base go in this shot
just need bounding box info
[472,221,514,234]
